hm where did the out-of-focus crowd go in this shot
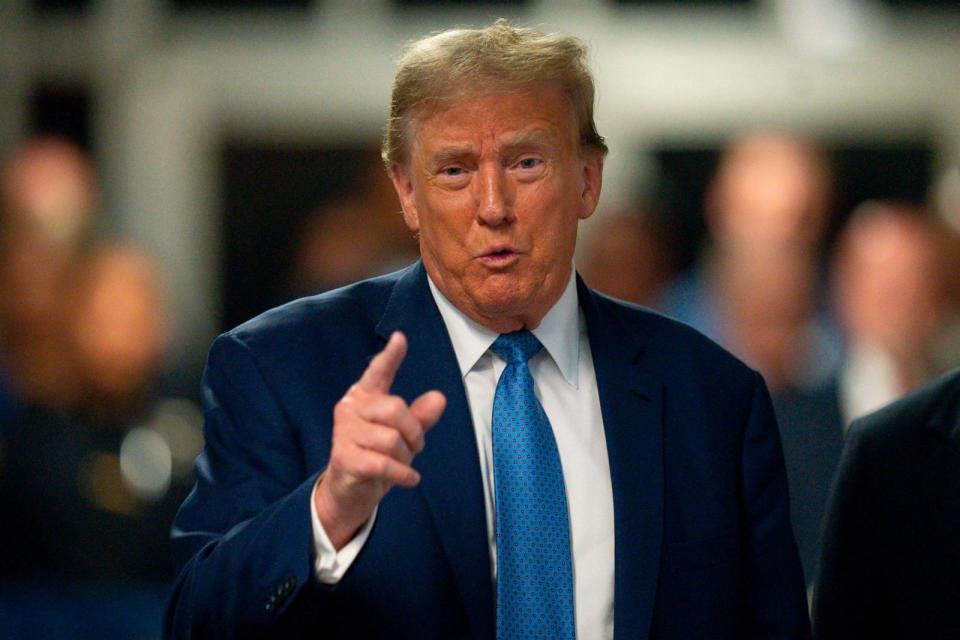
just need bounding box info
[1,130,958,635]
[0,137,203,638]
[583,132,960,594]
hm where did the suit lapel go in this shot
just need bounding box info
[578,278,664,640]
[373,265,665,639]
[376,262,495,640]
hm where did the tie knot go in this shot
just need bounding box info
[491,330,543,364]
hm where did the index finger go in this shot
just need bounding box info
[357,331,407,393]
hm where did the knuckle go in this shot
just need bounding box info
[333,398,353,419]
[347,384,367,401]
[328,453,349,476]
[355,457,376,478]
[386,396,406,420]
[384,429,403,450]
[358,456,384,478]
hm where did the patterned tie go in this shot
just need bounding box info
[491,330,575,640]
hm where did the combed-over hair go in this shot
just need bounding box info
[382,19,608,167]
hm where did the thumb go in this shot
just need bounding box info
[410,390,447,432]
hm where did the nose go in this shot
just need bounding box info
[474,163,514,227]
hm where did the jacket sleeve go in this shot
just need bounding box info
[739,371,812,639]
[164,333,336,638]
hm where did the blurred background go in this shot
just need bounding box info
[1,0,960,637]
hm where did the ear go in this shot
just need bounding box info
[577,151,604,221]
[390,162,420,232]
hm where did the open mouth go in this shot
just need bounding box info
[478,247,520,267]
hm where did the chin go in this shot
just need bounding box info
[471,280,535,318]
[476,273,524,299]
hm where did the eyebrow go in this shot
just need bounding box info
[429,129,557,167]
[500,129,556,153]
[430,146,476,168]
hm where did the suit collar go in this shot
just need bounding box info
[374,263,665,640]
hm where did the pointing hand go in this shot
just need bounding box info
[313,332,446,549]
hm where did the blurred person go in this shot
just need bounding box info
[722,245,846,594]
[661,130,839,392]
[0,244,202,637]
[578,208,675,307]
[0,136,99,423]
[290,154,419,296]
[0,136,97,247]
[814,204,959,617]
[1,244,202,578]
[0,225,78,415]
[167,21,809,640]
[69,246,170,420]
[832,201,956,425]
[705,131,831,252]
[813,366,960,639]
[660,131,844,590]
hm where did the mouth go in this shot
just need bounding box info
[477,245,521,268]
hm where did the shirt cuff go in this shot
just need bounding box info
[310,479,377,584]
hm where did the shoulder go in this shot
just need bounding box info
[583,287,765,426]
[203,267,413,384]
[589,288,755,381]
[847,367,960,453]
[220,267,407,350]
[838,368,960,490]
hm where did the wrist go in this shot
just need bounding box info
[313,473,367,550]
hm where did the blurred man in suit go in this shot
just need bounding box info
[166,21,809,639]
[813,367,960,639]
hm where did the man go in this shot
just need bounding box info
[166,21,809,639]
[813,367,960,639]
[658,131,842,591]
[831,201,956,424]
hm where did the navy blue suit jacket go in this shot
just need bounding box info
[165,261,810,639]
[813,367,960,639]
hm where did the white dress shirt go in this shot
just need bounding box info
[311,269,615,639]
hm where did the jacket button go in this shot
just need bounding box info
[265,601,275,613]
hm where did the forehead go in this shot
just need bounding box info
[408,87,577,155]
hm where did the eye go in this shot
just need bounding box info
[434,164,471,189]
[517,157,542,170]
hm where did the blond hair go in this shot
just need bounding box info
[382,19,607,167]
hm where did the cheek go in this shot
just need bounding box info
[417,194,475,255]
[521,185,579,245]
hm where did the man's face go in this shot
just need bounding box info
[391,87,603,332]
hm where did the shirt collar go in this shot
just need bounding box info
[427,267,580,388]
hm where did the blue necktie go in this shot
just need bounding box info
[491,330,575,640]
